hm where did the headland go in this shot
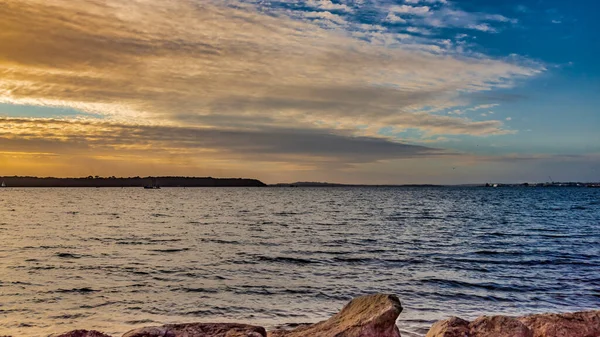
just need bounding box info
[0,176,266,188]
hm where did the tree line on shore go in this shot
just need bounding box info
[0,176,266,187]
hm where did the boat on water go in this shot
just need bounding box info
[144,178,161,189]
[1,181,5,187]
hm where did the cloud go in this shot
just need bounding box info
[469,104,500,111]
[387,3,517,32]
[386,13,407,23]
[447,103,499,115]
[0,0,545,179]
[301,10,348,26]
[389,5,431,16]
[306,0,353,13]
[0,118,444,167]
[0,1,541,129]
[405,0,447,4]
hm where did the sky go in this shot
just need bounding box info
[0,0,599,184]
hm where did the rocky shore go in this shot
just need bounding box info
[27,294,600,337]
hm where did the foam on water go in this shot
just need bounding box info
[0,187,599,336]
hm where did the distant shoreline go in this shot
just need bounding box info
[0,176,266,188]
[270,181,600,188]
[0,176,598,188]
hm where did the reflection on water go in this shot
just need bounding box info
[0,187,599,336]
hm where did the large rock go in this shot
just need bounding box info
[469,316,532,337]
[56,330,112,337]
[425,317,469,337]
[268,293,402,337]
[518,310,600,337]
[122,323,266,337]
[426,310,600,337]
[426,316,531,337]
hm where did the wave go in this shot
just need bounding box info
[55,287,99,294]
[149,248,190,253]
[255,256,321,265]
[55,252,84,259]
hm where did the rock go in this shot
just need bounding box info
[55,330,112,337]
[268,293,402,337]
[468,316,532,337]
[426,315,532,337]
[426,310,600,337]
[518,310,600,337]
[425,317,469,337]
[122,323,267,337]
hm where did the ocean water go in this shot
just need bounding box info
[0,187,599,337]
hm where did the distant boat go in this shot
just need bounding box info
[1,181,5,187]
[144,178,161,189]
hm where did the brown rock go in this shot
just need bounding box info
[122,323,266,337]
[268,293,402,337]
[468,316,532,337]
[56,330,113,337]
[518,310,600,337]
[426,310,600,337]
[426,315,532,337]
[425,317,469,337]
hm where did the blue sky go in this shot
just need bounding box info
[0,0,598,183]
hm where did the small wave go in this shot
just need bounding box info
[79,301,122,309]
[332,256,375,264]
[256,256,320,265]
[56,252,83,259]
[473,250,525,256]
[149,238,182,243]
[151,213,171,217]
[171,287,219,293]
[310,250,351,255]
[56,287,98,294]
[420,278,539,293]
[233,287,275,296]
[200,238,241,245]
[125,319,156,325]
[182,309,218,316]
[29,265,56,270]
[273,212,300,216]
[50,313,88,319]
[150,248,190,253]
[116,240,148,245]
[282,288,314,295]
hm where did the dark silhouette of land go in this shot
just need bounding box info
[1,177,597,188]
[271,181,600,188]
[0,176,266,187]
[271,182,442,187]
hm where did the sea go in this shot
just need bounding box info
[0,187,599,336]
